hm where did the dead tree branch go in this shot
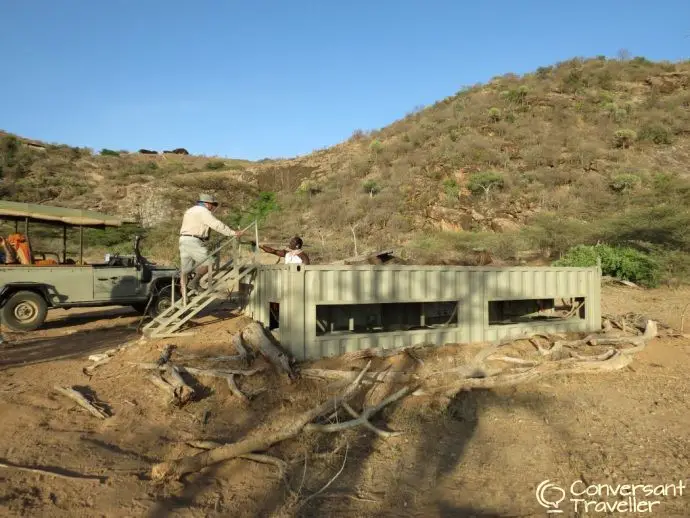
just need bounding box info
[151,361,374,481]
[241,322,296,379]
[0,460,108,483]
[53,385,108,419]
[138,363,262,402]
[185,441,287,476]
[231,331,253,366]
[162,364,195,404]
[295,441,349,512]
[305,385,412,436]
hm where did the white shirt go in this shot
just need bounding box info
[285,250,303,264]
[179,205,236,240]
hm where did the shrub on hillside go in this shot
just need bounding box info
[467,171,504,196]
[553,243,660,287]
[362,179,381,197]
[609,173,640,193]
[442,178,460,200]
[100,148,119,157]
[637,123,673,145]
[500,86,529,105]
[206,160,226,170]
[369,139,383,154]
[612,129,637,148]
[488,107,502,122]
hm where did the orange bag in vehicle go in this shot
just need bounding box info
[6,233,33,265]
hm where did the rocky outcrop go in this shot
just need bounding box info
[645,72,689,94]
[427,206,474,232]
[490,217,521,233]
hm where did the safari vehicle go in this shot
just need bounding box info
[0,201,180,332]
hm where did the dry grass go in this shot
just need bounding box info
[2,57,690,279]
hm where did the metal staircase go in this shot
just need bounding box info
[141,221,259,338]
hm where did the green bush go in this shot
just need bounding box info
[637,123,673,145]
[369,139,383,154]
[612,129,637,148]
[442,178,460,200]
[362,179,381,197]
[206,160,226,170]
[553,243,660,287]
[100,148,120,157]
[501,86,529,104]
[224,191,280,228]
[609,173,640,193]
[467,171,504,196]
[488,107,501,122]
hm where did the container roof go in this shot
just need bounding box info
[0,201,137,228]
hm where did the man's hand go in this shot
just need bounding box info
[234,230,245,238]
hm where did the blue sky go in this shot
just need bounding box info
[2,1,688,160]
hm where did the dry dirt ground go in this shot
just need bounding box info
[0,286,688,518]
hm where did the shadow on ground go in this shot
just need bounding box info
[0,323,137,369]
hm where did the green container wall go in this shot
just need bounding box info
[244,265,601,361]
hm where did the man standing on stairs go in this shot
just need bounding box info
[179,193,244,297]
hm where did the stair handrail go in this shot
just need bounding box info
[190,219,259,271]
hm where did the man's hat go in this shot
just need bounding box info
[198,193,218,205]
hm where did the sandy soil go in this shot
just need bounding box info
[0,286,688,517]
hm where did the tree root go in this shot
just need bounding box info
[151,360,404,481]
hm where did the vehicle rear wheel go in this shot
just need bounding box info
[1,291,48,332]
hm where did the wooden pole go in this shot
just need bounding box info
[79,226,84,265]
[62,224,67,263]
[254,220,259,263]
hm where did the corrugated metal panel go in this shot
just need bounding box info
[242,264,602,360]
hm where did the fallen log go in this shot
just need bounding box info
[424,351,635,396]
[156,344,177,366]
[163,364,195,404]
[185,441,286,475]
[301,368,419,385]
[338,344,424,361]
[230,331,253,366]
[53,385,108,419]
[305,385,413,438]
[241,322,296,379]
[148,372,178,404]
[0,460,107,483]
[137,363,262,402]
[83,339,138,376]
[134,363,264,377]
[151,361,375,481]
[182,366,252,402]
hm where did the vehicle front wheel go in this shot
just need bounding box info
[1,291,48,332]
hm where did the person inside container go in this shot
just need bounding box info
[257,236,310,265]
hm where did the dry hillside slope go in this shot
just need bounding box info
[2,56,690,278]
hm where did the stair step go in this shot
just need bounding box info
[142,259,257,338]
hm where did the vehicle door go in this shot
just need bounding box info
[92,265,141,301]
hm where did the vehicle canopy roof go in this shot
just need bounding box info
[0,201,136,229]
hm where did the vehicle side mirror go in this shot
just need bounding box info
[134,235,144,267]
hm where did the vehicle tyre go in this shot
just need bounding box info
[150,285,174,317]
[130,302,148,315]
[1,291,48,332]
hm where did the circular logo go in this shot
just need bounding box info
[536,480,566,513]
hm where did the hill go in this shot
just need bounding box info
[2,55,690,283]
